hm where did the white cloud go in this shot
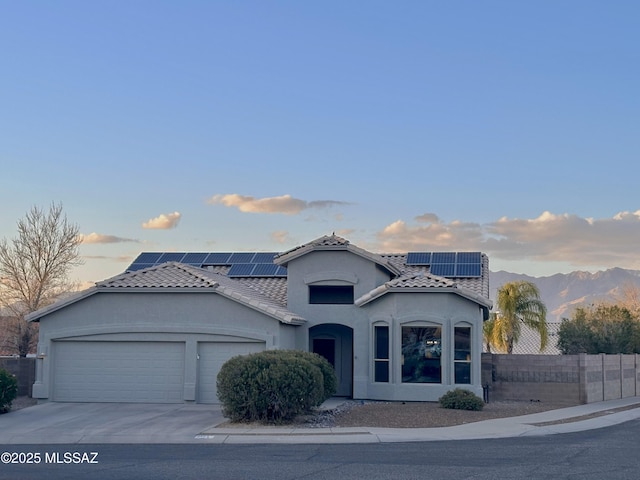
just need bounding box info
[208,193,350,215]
[271,230,291,244]
[377,218,482,252]
[374,210,640,270]
[80,232,140,244]
[142,212,181,230]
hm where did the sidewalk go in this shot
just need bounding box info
[197,396,640,444]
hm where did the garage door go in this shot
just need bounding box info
[197,342,264,403]
[53,341,185,403]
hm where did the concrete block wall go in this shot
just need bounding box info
[0,357,36,397]
[621,355,637,398]
[580,354,604,404]
[484,354,581,404]
[483,353,639,405]
[602,354,622,401]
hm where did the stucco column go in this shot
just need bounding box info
[183,339,197,401]
[32,342,48,399]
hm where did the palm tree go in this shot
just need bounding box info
[487,281,548,354]
[483,318,497,353]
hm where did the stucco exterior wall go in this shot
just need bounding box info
[285,250,392,398]
[362,292,485,401]
[281,249,488,402]
[33,290,298,402]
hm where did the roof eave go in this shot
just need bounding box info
[275,243,401,277]
[214,285,305,325]
[355,284,493,310]
[25,287,99,322]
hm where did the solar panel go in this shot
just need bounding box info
[251,252,278,263]
[228,263,256,277]
[250,263,279,276]
[127,263,155,272]
[431,252,456,264]
[132,252,163,264]
[430,263,455,276]
[124,250,290,276]
[157,252,187,263]
[228,252,256,263]
[202,253,232,265]
[406,252,432,265]
[181,253,208,265]
[455,263,482,277]
[456,252,482,264]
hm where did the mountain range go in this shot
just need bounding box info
[489,268,640,323]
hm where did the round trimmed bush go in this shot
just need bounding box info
[217,350,335,424]
[0,368,18,414]
[260,350,337,401]
[439,388,484,411]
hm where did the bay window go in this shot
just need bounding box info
[401,326,441,383]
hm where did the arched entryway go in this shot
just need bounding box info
[309,324,353,397]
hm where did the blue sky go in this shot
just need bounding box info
[1,1,639,286]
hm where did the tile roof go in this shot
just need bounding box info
[381,253,490,299]
[237,277,288,305]
[29,236,492,325]
[28,263,304,325]
[355,273,493,310]
[98,262,219,289]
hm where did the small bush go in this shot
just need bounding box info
[261,350,337,401]
[217,350,334,424]
[0,368,18,414]
[439,388,484,411]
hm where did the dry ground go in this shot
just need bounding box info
[328,400,576,428]
[8,396,584,429]
[8,396,37,411]
[219,399,579,429]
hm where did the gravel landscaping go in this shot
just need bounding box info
[301,399,577,429]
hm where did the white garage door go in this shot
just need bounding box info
[197,342,264,404]
[53,341,185,403]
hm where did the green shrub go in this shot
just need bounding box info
[261,350,337,401]
[217,350,333,424]
[439,388,484,411]
[0,368,18,414]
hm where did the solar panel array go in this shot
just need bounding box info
[126,252,287,277]
[126,250,484,279]
[406,251,482,277]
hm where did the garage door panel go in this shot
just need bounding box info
[198,342,264,404]
[53,341,185,403]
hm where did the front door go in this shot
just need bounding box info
[310,325,353,397]
[313,338,335,367]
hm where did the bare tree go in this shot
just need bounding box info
[615,283,640,318]
[0,203,82,356]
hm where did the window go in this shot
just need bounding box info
[374,325,389,382]
[401,326,441,383]
[308,285,354,304]
[454,326,471,384]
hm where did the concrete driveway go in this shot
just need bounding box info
[0,402,226,444]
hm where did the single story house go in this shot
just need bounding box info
[27,234,492,404]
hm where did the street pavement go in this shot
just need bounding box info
[1,397,640,445]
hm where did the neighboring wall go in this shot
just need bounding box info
[0,357,35,397]
[482,353,640,405]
